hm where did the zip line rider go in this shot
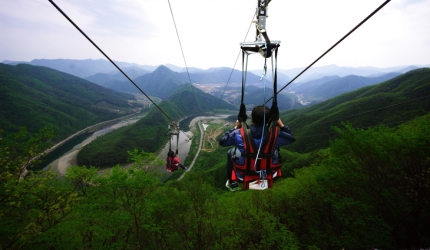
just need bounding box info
[219,106,295,190]
[166,150,187,172]
[218,0,296,191]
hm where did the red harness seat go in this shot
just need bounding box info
[232,123,282,190]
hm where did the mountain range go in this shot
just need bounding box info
[290,72,402,102]
[2,58,429,149]
[2,59,154,78]
[274,64,426,83]
[5,58,427,83]
[4,59,426,105]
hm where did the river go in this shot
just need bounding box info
[43,113,231,177]
[43,115,145,175]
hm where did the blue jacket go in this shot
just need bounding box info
[219,124,295,165]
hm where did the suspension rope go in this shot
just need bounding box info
[49,0,173,121]
[241,51,250,105]
[264,0,391,104]
[167,0,200,112]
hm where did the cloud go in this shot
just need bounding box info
[1,0,429,69]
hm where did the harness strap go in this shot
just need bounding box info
[234,124,281,174]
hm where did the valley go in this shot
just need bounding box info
[1,60,430,249]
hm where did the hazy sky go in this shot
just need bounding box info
[1,0,429,70]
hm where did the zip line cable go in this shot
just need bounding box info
[48,0,173,121]
[167,0,200,112]
[264,0,391,105]
[215,12,256,111]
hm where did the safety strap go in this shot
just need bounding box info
[238,51,249,123]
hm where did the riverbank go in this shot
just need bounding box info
[46,115,144,175]
[176,115,229,180]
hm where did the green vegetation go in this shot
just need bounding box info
[0,63,140,141]
[2,113,429,249]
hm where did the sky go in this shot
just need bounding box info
[1,0,429,71]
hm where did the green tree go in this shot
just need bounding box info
[52,150,162,249]
[0,127,80,249]
[329,118,430,248]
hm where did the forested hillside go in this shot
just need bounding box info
[282,67,430,152]
[0,63,140,141]
[133,66,190,99]
[169,83,236,113]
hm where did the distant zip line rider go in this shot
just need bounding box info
[166,120,186,172]
[166,150,187,172]
[219,105,295,191]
